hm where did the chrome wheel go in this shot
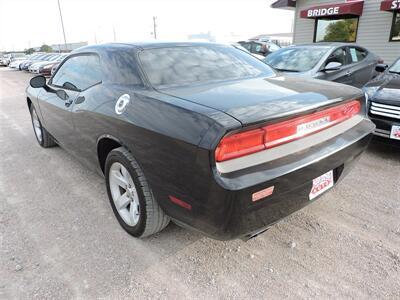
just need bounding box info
[109,162,140,226]
[31,108,42,143]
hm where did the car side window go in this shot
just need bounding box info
[253,43,262,53]
[326,48,347,66]
[348,47,367,64]
[240,43,252,52]
[51,54,102,91]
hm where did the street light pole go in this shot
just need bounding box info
[57,0,68,51]
[153,16,157,40]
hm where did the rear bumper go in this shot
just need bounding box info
[169,118,374,240]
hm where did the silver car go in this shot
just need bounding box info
[264,43,380,88]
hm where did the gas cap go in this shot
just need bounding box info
[115,94,130,115]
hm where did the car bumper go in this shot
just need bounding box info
[168,117,374,240]
[369,115,400,139]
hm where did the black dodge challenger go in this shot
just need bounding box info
[26,42,375,240]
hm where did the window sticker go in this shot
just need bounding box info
[350,48,358,62]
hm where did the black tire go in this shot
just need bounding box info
[105,147,170,238]
[29,104,57,148]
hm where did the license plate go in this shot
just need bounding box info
[390,125,400,140]
[309,170,334,200]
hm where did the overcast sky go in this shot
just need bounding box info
[0,0,294,51]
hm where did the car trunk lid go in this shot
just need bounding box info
[159,76,362,125]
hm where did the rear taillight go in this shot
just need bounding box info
[215,100,360,162]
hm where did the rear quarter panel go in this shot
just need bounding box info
[70,84,241,218]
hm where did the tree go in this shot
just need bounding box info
[323,19,357,42]
[25,48,35,55]
[40,44,53,52]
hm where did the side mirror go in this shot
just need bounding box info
[375,64,388,73]
[56,89,69,101]
[30,75,46,88]
[323,62,342,72]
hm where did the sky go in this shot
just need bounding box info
[0,0,294,51]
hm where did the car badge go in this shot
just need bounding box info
[115,94,130,115]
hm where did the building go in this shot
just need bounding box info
[271,0,400,63]
[50,42,88,52]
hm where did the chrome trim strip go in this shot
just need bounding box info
[371,102,400,111]
[370,110,400,120]
[371,106,400,114]
[216,115,364,174]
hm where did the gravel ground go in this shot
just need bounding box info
[0,67,399,300]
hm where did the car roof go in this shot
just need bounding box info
[73,41,230,53]
[290,42,364,48]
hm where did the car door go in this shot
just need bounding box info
[38,54,89,149]
[321,47,354,85]
[346,46,375,88]
[69,54,103,168]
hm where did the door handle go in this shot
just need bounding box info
[65,98,73,107]
[75,96,85,104]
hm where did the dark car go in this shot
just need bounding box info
[364,58,400,141]
[238,40,280,57]
[26,42,374,240]
[39,54,69,77]
[264,43,380,88]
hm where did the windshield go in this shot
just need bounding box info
[265,47,329,72]
[389,59,400,73]
[139,45,274,88]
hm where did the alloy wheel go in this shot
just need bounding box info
[109,162,140,226]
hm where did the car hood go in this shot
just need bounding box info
[364,73,400,105]
[160,76,362,125]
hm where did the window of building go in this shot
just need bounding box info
[314,17,359,43]
[390,11,400,42]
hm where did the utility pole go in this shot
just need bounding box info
[113,26,116,42]
[152,16,157,40]
[57,0,68,51]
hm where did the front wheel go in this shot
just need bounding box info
[105,147,170,238]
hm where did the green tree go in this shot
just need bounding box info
[25,48,35,55]
[40,44,53,52]
[323,19,357,42]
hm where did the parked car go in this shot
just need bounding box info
[26,42,374,240]
[50,61,61,76]
[231,43,265,60]
[0,54,12,66]
[29,54,63,74]
[264,43,380,88]
[21,53,53,71]
[8,56,28,69]
[363,58,400,141]
[238,40,280,57]
[39,54,69,77]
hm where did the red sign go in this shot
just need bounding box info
[380,0,400,11]
[300,1,364,18]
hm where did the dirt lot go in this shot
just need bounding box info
[0,67,399,299]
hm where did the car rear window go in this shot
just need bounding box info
[265,47,329,72]
[138,45,274,88]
